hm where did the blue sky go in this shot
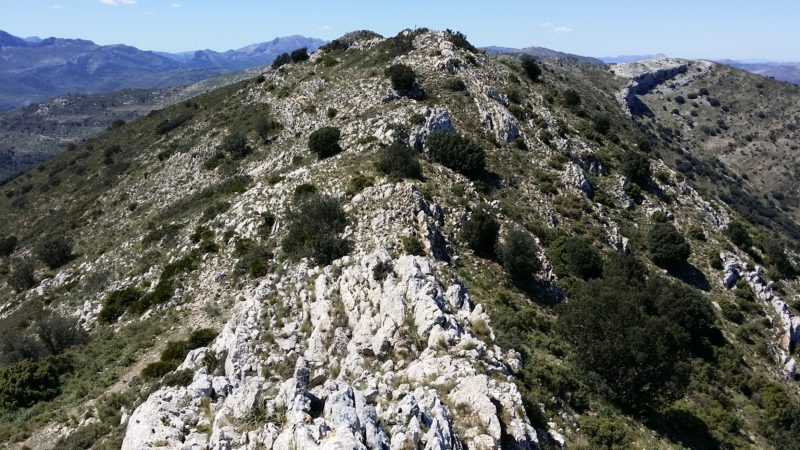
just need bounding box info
[1,0,798,60]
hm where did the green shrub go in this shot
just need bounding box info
[402,236,425,256]
[141,360,175,380]
[255,116,283,142]
[675,95,686,104]
[446,78,466,91]
[562,89,582,107]
[347,175,374,194]
[647,277,716,342]
[99,288,143,324]
[521,56,541,82]
[55,422,112,450]
[221,131,251,158]
[648,223,691,268]
[375,141,422,180]
[282,193,350,265]
[687,225,706,241]
[764,240,794,279]
[497,228,540,286]
[290,47,309,62]
[201,201,231,222]
[188,328,218,348]
[0,235,17,257]
[581,415,631,449]
[0,356,71,409]
[445,29,478,53]
[308,127,342,159]
[619,150,651,184]
[293,183,318,198]
[558,275,689,409]
[35,237,75,269]
[35,313,88,355]
[235,243,272,278]
[726,221,752,249]
[7,259,36,292]
[461,208,499,259]
[385,64,417,91]
[592,116,611,135]
[426,131,485,177]
[271,52,291,69]
[155,114,192,135]
[547,236,603,280]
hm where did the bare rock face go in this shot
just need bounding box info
[721,252,800,377]
[122,233,538,449]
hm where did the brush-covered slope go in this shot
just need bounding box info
[1,29,800,450]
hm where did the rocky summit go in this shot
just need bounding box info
[2,29,800,450]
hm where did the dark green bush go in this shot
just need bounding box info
[675,95,686,104]
[188,328,218,348]
[35,313,88,356]
[293,183,318,198]
[687,225,706,241]
[308,127,342,159]
[592,116,611,135]
[8,259,36,292]
[562,89,582,107]
[221,131,251,158]
[445,29,478,53]
[155,114,192,135]
[764,240,794,279]
[35,237,75,269]
[272,52,291,69]
[547,236,603,280]
[647,277,715,342]
[426,131,485,177]
[0,235,17,257]
[235,242,272,278]
[402,236,425,256]
[581,415,631,449]
[620,150,651,185]
[445,78,466,91]
[141,360,175,380]
[521,56,541,82]
[385,64,417,91]
[497,228,540,286]
[290,47,309,62]
[375,141,422,180]
[255,116,283,142]
[461,208,499,259]
[54,422,112,450]
[99,288,143,324]
[558,275,689,409]
[726,221,752,249]
[0,355,71,409]
[283,193,350,265]
[648,223,691,268]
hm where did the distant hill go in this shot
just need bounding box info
[0,30,325,110]
[483,45,603,65]
[599,54,668,63]
[717,60,800,84]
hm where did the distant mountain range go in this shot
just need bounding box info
[715,60,800,84]
[0,30,325,110]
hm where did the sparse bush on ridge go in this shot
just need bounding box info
[521,55,541,82]
[497,228,540,287]
[385,64,417,92]
[282,193,350,265]
[426,131,485,177]
[375,141,422,180]
[35,237,75,269]
[461,208,499,259]
[648,222,690,268]
[290,47,309,62]
[308,126,342,159]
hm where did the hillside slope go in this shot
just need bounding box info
[1,29,800,450]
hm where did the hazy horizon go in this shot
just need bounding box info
[2,0,799,61]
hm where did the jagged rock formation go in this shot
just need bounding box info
[612,58,713,117]
[122,251,538,450]
[722,252,800,377]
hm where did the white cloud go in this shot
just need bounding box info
[52,4,63,8]
[318,25,333,31]
[100,0,137,5]
[171,3,182,7]
[540,22,574,34]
